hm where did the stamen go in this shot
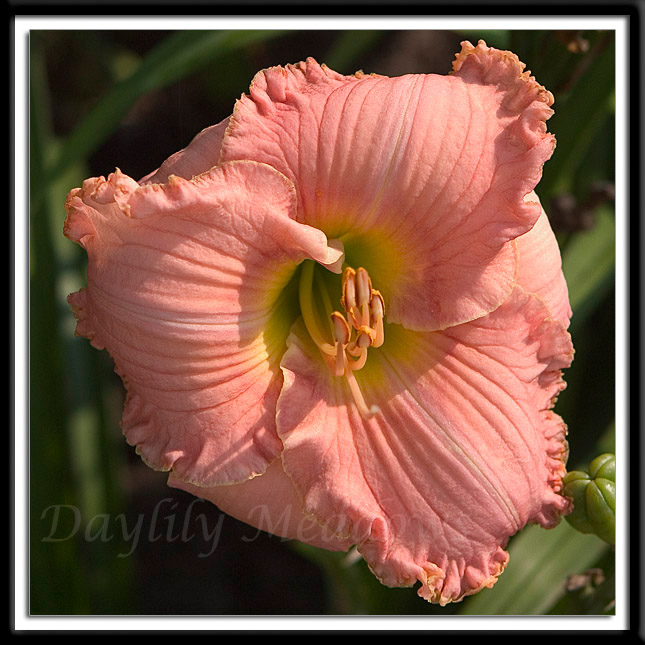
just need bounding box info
[356,326,376,347]
[334,345,347,377]
[331,311,351,346]
[370,290,385,348]
[341,267,357,311]
[341,267,361,329]
[355,267,372,306]
[299,261,336,356]
[347,326,372,372]
[355,268,372,327]
[348,348,368,371]
[315,270,336,336]
[331,311,351,377]
[346,342,363,357]
[301,262,386,419]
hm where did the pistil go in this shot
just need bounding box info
[343,357,380,418]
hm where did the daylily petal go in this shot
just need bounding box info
[276,287,573,603]
[516,192,572,328]
[64,160,343,486]
[168,460,353,551]
[220,42,556,331]
[139,117,230,184]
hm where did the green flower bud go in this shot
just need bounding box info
[563,453,615,545]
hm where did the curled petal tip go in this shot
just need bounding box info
[452,39,555,111]
[321,238,345,273]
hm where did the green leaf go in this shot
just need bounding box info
[30,31,137,614]
[561,205,615,333]
[457,520,609,615]
[30,33,92,615]
[452,29,511,50]
[540,35,615,198]
[324,30,384,73]
[547,549,615,615]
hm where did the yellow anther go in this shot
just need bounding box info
[355,267,372,307]
[355,268,372,327]
[356,326,376,348]
[330,311,351,346]
[370,289,384,321]
[341,267,357,311]
[369,290,385,348]
[341,267,361,329]
[329,311,350,377]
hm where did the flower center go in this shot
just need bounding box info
[299,261,384,419]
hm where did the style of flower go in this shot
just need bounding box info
[64,40,574,604]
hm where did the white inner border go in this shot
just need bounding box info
[14,14,629,632]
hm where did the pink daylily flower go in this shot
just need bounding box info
[64,40,574,604]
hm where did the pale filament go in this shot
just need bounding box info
[299,260,336,357]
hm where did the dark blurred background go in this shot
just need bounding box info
[29,28,616,616]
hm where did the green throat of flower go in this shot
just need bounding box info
[299,260,384,419]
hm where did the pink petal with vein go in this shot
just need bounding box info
[221,42,556,331]
[64,161,343,486]
[276,288,573,604]
[516,192,572,328]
